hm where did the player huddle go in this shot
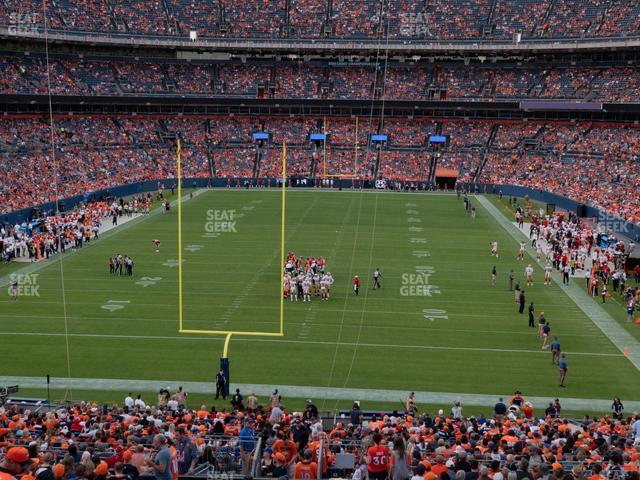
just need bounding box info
[284,254,334,302]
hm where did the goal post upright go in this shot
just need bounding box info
[176,139,286,393]
[177,139,184,332]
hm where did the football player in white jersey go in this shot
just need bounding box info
[525,264,534,286]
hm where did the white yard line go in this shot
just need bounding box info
[1,375,635,412]
[0,331,621,357]
[476,195,640,372]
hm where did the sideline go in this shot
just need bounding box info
[0,375,636,412]
[476,194,640,371]
[0,189,208,288]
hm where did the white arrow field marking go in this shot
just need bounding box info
[101,300,130,312]
[422,309,448,321]
[135,277,162,288]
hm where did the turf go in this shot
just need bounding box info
[490,194,640,343]
[1,190,639,406]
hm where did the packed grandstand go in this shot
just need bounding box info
[2,0,640,479]
[1,392,640,479]
[1,0,640,39]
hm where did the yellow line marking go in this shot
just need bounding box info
[179,329,283,337]
[280,142,287,336]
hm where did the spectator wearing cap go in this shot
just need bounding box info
[121,450,138,479]
[94,461,109,479]
[51,464,65,480]
[0,447,32,480]
[239,419,256,476]
[271,453,288,478]
[291,416,310,452]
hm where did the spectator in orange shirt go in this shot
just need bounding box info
[272,432,298,472]
[430,455,449,477]
[293,450,317,479]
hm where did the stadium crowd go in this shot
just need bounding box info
[1,117,640,226]
[3,0,640,39]
[3,55,640,103]
[0,390,639,480]
[0,196,154,264]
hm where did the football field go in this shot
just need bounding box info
[1,189,639,412]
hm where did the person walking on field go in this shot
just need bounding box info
[550,337,561,365]
[541,322,551,349]
[537,311,546,338]
[373,269,381,289]
[353,275,360,296]
[558,354,568,387]
[518,290,526,314]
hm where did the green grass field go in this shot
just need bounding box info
[1,189,639,414]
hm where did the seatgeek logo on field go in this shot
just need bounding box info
[205,209,237,233]
[8,273,40,297]
[597,211,630,233]
[400,266,441,297]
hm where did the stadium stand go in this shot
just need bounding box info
[4,54,640,103]
[2,117,639,225]
[2,1,640,39]
[0,396,639,479]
